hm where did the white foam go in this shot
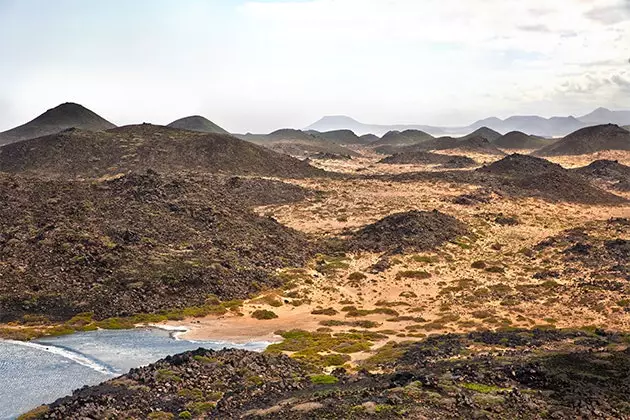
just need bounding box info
[5,340,117,375]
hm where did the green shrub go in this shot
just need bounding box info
[310,374,339,385]
[311,308,338,316]
[348,272,367,281]
[251,309,278,320]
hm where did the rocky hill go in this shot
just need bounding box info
[573,160,630,191]
[0,102,115,146]
[0,124,325,179]
[493,131,554,149]
[305,129,363,144]
[453,136,505,155]
[534,124,630,156]
[460,126,502,142]
[166,115,228,134]
[369,129,434,147]
[359,133,379,143]
[0,171,314,322]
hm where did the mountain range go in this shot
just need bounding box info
[306,108,630,138]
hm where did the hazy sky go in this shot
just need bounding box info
[1,0,629,133]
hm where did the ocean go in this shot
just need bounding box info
[0,327,270,419]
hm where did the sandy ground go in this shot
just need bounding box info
[166,149,630,354]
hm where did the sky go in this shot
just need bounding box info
[0,0,629,133]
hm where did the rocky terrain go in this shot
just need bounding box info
[0,102,116,146]
[3,109,630,419]
[534,124,630,156]
[493,131,554,150]
[380,151,476,168]
[167,116,229,134]
[0,124,325,179]
[25,328,630,419]
[573,160,630,192]
[0,171,316,322]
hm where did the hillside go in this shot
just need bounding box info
[493,131,554,149]
[534,124,630,156]
[0,124,325,178]
[369,129,434,147]
[0,171,315,322]
[166,115,228,134]
[0,102,115,146]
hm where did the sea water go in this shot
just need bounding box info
[0,327,270,419]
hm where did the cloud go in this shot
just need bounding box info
[585,3,630,24]
[517,24,552,33]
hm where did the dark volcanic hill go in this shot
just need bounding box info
[0,124,325,179]
[306,129,363,144]
[573,160,630,191]
[359,133,379,143]
[454,136,505,155]
[460,126,502,142]
[475,154,626,204]
[478,153,564,176]
[346,210,468,253]
[166,115,228,134]
[534,124,630,156]
[370,129,434,147]
[0,171,314,322]
[0,102,116,146]
[494,131,555,149]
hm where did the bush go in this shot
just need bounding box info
[348,272,367,281]
[251,309,278,320]
[310,374,339,385]
[311,308,339,316]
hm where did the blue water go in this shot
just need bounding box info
[0,328,270,419]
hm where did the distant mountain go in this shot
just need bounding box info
[305,115,446,137]
[460,127,502,142]
[494,131,555,149]
[578,108,630,126]
[0,124,323,178]
[167,115,228,134]
[534,124,630,156]
[623,125,630,132]
[0,102,116,146]
[370,129,434,147]
[305,108,630,138]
